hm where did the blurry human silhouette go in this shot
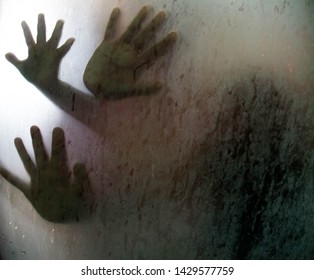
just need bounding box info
[1,6,177,225]
[0,126,92,223]
[5,7,177,129]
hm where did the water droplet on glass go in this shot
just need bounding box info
[50,228,55,243]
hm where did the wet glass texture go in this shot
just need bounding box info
[0,0,313,259]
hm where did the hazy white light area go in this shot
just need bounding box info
[0,0,313,259]
[0,0,78,178]
[0,0,105,259]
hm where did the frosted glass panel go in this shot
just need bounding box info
[0,0,313,259]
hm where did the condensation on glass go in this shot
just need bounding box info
[0,0,313,259]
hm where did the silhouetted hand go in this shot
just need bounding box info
[6,14,74,89]
[0,126,91,223]
[5,8,177,128]
[83,6,177,100]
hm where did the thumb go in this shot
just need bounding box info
[0,166,30,200]
[5,53,22,70]
[73,163,89,196]
[73,163,94,212]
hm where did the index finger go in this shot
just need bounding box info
[21,21,35,47]
[14,137,36,179]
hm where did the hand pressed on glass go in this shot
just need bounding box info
[6,7,177,109]
[6,14,74,89]
[0,126,91,223]
[83,6,177,100]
